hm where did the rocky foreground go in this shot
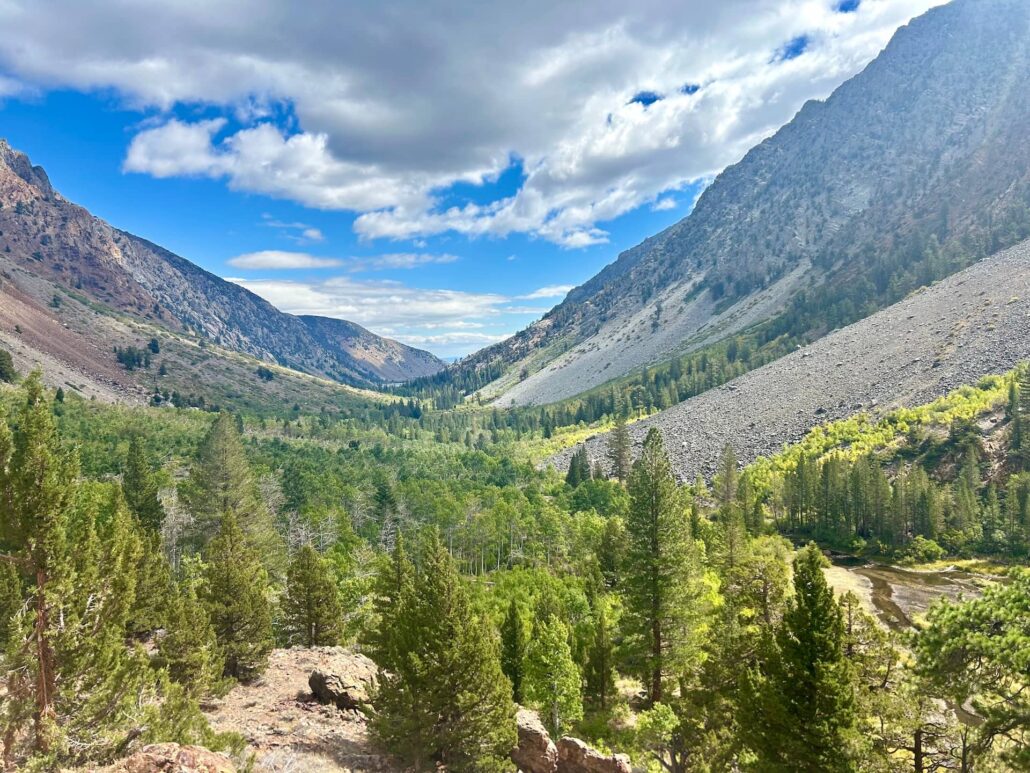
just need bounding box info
[92,648,632,773]
[552,238,1030,481]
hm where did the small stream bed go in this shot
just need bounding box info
[824,557,987,631]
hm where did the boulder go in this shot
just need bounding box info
[556,736,632,773]
[307,648,376,711]
[99,743,235,772]
[511,708,558,773]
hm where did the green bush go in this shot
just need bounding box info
[0,348,16,383]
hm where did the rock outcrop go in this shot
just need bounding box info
[308,650,376,711]
[204,647,396,772]
[512,708,558,773]
[98,744,235,773]
[556,737,632,773]
[512,709,630,773]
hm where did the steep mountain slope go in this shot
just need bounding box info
[299,315,441,384]
[552,238,1030,481]
[0,139,444,387]
[454,0,1030,407]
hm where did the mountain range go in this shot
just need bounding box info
[2,0,1029,423]
[446,0,1030,407]
[0,139,443,402]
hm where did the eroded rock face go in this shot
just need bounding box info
[511,708,558,773]
[99,743,236,773]
[556,737,632,773]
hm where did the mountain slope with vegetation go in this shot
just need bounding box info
[553,237,1030,481]
[435,0,1030,407]
[0,138,444,390]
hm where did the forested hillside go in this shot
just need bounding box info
[425,0,1030,407]
[2,359,1030,770]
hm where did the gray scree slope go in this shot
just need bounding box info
[550,240,1030,481]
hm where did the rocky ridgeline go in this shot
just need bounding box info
[552,239,1030,482]
[0,139,444,388]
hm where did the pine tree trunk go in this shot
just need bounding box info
[33,572,56,753]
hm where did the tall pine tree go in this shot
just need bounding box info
[368,531,515,771]
[585,599,616,710]
[282,543,344,647]
[180,413,281,565]
[745,544,859,771]
[500,598,528,704]
[0,375,217,768]
[122,435,166,533]
[606,411,632,483]
[622,428,708,705]
[202,512,274,681]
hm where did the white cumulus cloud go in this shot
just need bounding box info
[518,285,575,300]
[227,251,343,269]
[0,0,947,247]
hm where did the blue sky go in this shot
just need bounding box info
[0,0,943,358]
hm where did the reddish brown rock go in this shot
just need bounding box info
[556,736,632,773]
[511,708,558,773]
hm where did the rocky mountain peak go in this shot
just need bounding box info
[0,138,56,199]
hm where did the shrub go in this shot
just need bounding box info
[0,348,16,382]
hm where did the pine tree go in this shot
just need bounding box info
[180,413,281,563]
[0,372,79,756]
[159,581,224,697]
[0,560,20,650]
[369,531,516,771]
[1017,366,1030,471]
[283,543,344,647]
[566,446,591,487]
[622,428,707,705]
[202,512,274,681]
[745,544,859,771]
[362,535,415,670]
[127,531,175,636]
[500,598,528,703]
[914,568,1030,771]
[0,375,218,767]
[585,600,616,710]
[713,443,739,509]
[607,411,632,483]
[0,348,15,383]
[525,614,583,738]
[122,435,166,533]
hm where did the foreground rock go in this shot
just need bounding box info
[204,647,396,772]
[556,737,631,773]
[553,239,1030,482]
[512,709,630,773]
[309,655,376,711]
[97,744,235,773]
[512,708,558,773]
